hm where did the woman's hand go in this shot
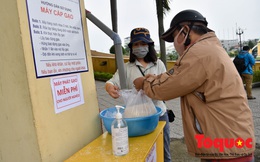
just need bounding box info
[105,83,120,99]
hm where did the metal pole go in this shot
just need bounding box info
[85,10,126,89]
[236,28,243,51]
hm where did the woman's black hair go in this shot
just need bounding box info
[129,44,157,63]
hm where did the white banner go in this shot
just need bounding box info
[51,74,84,113]
[26,0,88,78]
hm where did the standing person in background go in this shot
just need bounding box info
[238,46,256,100]
[105,27,172,162]
[134,10,255,162]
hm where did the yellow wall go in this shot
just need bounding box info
[92,54,260,73]
[257,42,260,57]
[0,1,102,162]
[92,56,129,74]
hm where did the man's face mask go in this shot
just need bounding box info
[174,26,189,56]
[132,46,149,58]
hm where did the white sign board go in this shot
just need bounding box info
[146,143,157,162]
[26,0,88,78]
[51,74,84,113]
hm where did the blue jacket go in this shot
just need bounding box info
[237,50,255,75]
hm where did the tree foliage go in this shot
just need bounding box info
[155,0,172,67]
[248,40,255,49]
[109,45,126,55]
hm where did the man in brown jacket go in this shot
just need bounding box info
[134,9,255,162]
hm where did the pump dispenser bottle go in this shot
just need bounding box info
[111,105,129,156]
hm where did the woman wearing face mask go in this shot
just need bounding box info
[105,27,172,162]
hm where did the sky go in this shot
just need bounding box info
[84,0,260,53]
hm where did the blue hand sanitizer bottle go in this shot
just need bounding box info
[111,105,129,156]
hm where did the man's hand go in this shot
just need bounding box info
[105,83,120,99]
[133,77,145,90]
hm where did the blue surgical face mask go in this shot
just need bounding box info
[132,46,149,58]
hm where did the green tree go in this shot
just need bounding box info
[110,45,126,55]
[248,40,255,49]
[168,54,174,60]
[155,0,172,67]
[124,44,130,55]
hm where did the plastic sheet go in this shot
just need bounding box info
[119,89,157,118]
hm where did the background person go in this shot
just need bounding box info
[105,27,172,162]
[238,46,256,100]
[134,10,255,162]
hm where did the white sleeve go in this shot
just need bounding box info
[106,69,121,88]
[157,59,167,73]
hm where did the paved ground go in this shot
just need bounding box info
[95,80,260,161]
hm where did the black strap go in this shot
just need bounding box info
[137,64,174,120]
[137,65,145,76]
